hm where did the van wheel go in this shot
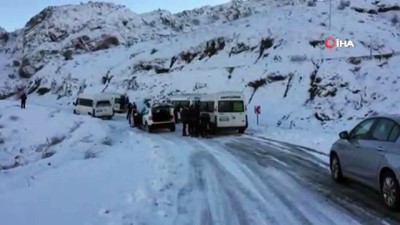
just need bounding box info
[381,171,400,210]
[170,124,176,132]
[238,128,245,134]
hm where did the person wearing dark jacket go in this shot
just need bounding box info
[20,93,27,109]
[188,105,196,137]
[127,102,133,123]
[180,106,189,136]
[200,112,211,137]
[130,107,138,127]
[174,104,180,124]
[194,104,201,137]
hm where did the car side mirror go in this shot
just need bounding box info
[339,131,349,139]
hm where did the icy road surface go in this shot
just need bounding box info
[0,104,399,225]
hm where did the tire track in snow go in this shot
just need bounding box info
[226,137,400,225]
[193,138,337,225]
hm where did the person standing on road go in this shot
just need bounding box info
[188,105,196,137]
[127,102,133,123]
[20,93,27,109]
[174,104,180,124]
[180,105,189,136]
[194,104,201,137]
[130,105,138,127]
[200,112,210,138]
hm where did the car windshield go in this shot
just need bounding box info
[218,100,244,113]
[96,101,111,107]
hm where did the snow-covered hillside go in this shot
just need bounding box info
[1,1,400,224]
[0,0,400,147]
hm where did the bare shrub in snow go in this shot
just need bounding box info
[150,48,158,54]
[62,49,73,60]
[9,115,19,121]
[84,151,97,159]
[307,0,317,7]
[46,135,65,146]
[37,87,51,95]
[42,150,56,159]
[290,55,308,62]
[94,36,120,51]
[191,19,201,26]
[337,0,350,10]
[0,124,4,129]
[101,137,112,146]
[247,78,267,89]
[0,137,4,145]
[391,14,399,24]
[12,60,20,67]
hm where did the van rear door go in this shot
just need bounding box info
[217,100,246,127]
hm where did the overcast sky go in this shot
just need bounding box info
[0,0,230,31]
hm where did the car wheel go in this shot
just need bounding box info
[238,128,245,134]
[170,124,176,132]
[73,109,78,115]
[381,171,400,210]
[146,123,152,133]
[330,154,344,183]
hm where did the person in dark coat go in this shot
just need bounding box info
[20,93,27,109]
[194,104,201,137]
[130,106,138,127]
[174,104,180,124]
[188,105,196,137]
[200,112,211,138]
[127,102,133,122]
[180,106,189,136]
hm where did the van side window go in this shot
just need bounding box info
[78,98,93,107]
[200,101,214,112]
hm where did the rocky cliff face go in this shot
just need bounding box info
[1,0,310,80]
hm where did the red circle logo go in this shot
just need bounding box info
[324,37,336,49]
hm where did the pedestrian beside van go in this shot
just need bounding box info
[73,93,114,119]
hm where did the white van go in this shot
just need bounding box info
[102,92,129,113]
[73,93,114,119]
[199,91,248,133]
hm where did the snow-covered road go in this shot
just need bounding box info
[1,101,400,225]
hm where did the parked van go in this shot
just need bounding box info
[199,91,248,133]
[73,93,114,119]
[140,103,175,133]
[103,92,129,113]
[168,93,205,122]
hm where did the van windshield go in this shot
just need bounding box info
[218,101,244,113]
[96,101,111,107]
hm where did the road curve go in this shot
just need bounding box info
[158,132,400,225]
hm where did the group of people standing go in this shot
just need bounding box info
[177,104,211,138]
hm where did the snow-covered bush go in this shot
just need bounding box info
[337,0,350,10]
[9,115,19,121]
[290,55,308,62]
[84,150,97,159]
[392,14,399,25]
[46,135,65,146]
[101,137,112,146]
